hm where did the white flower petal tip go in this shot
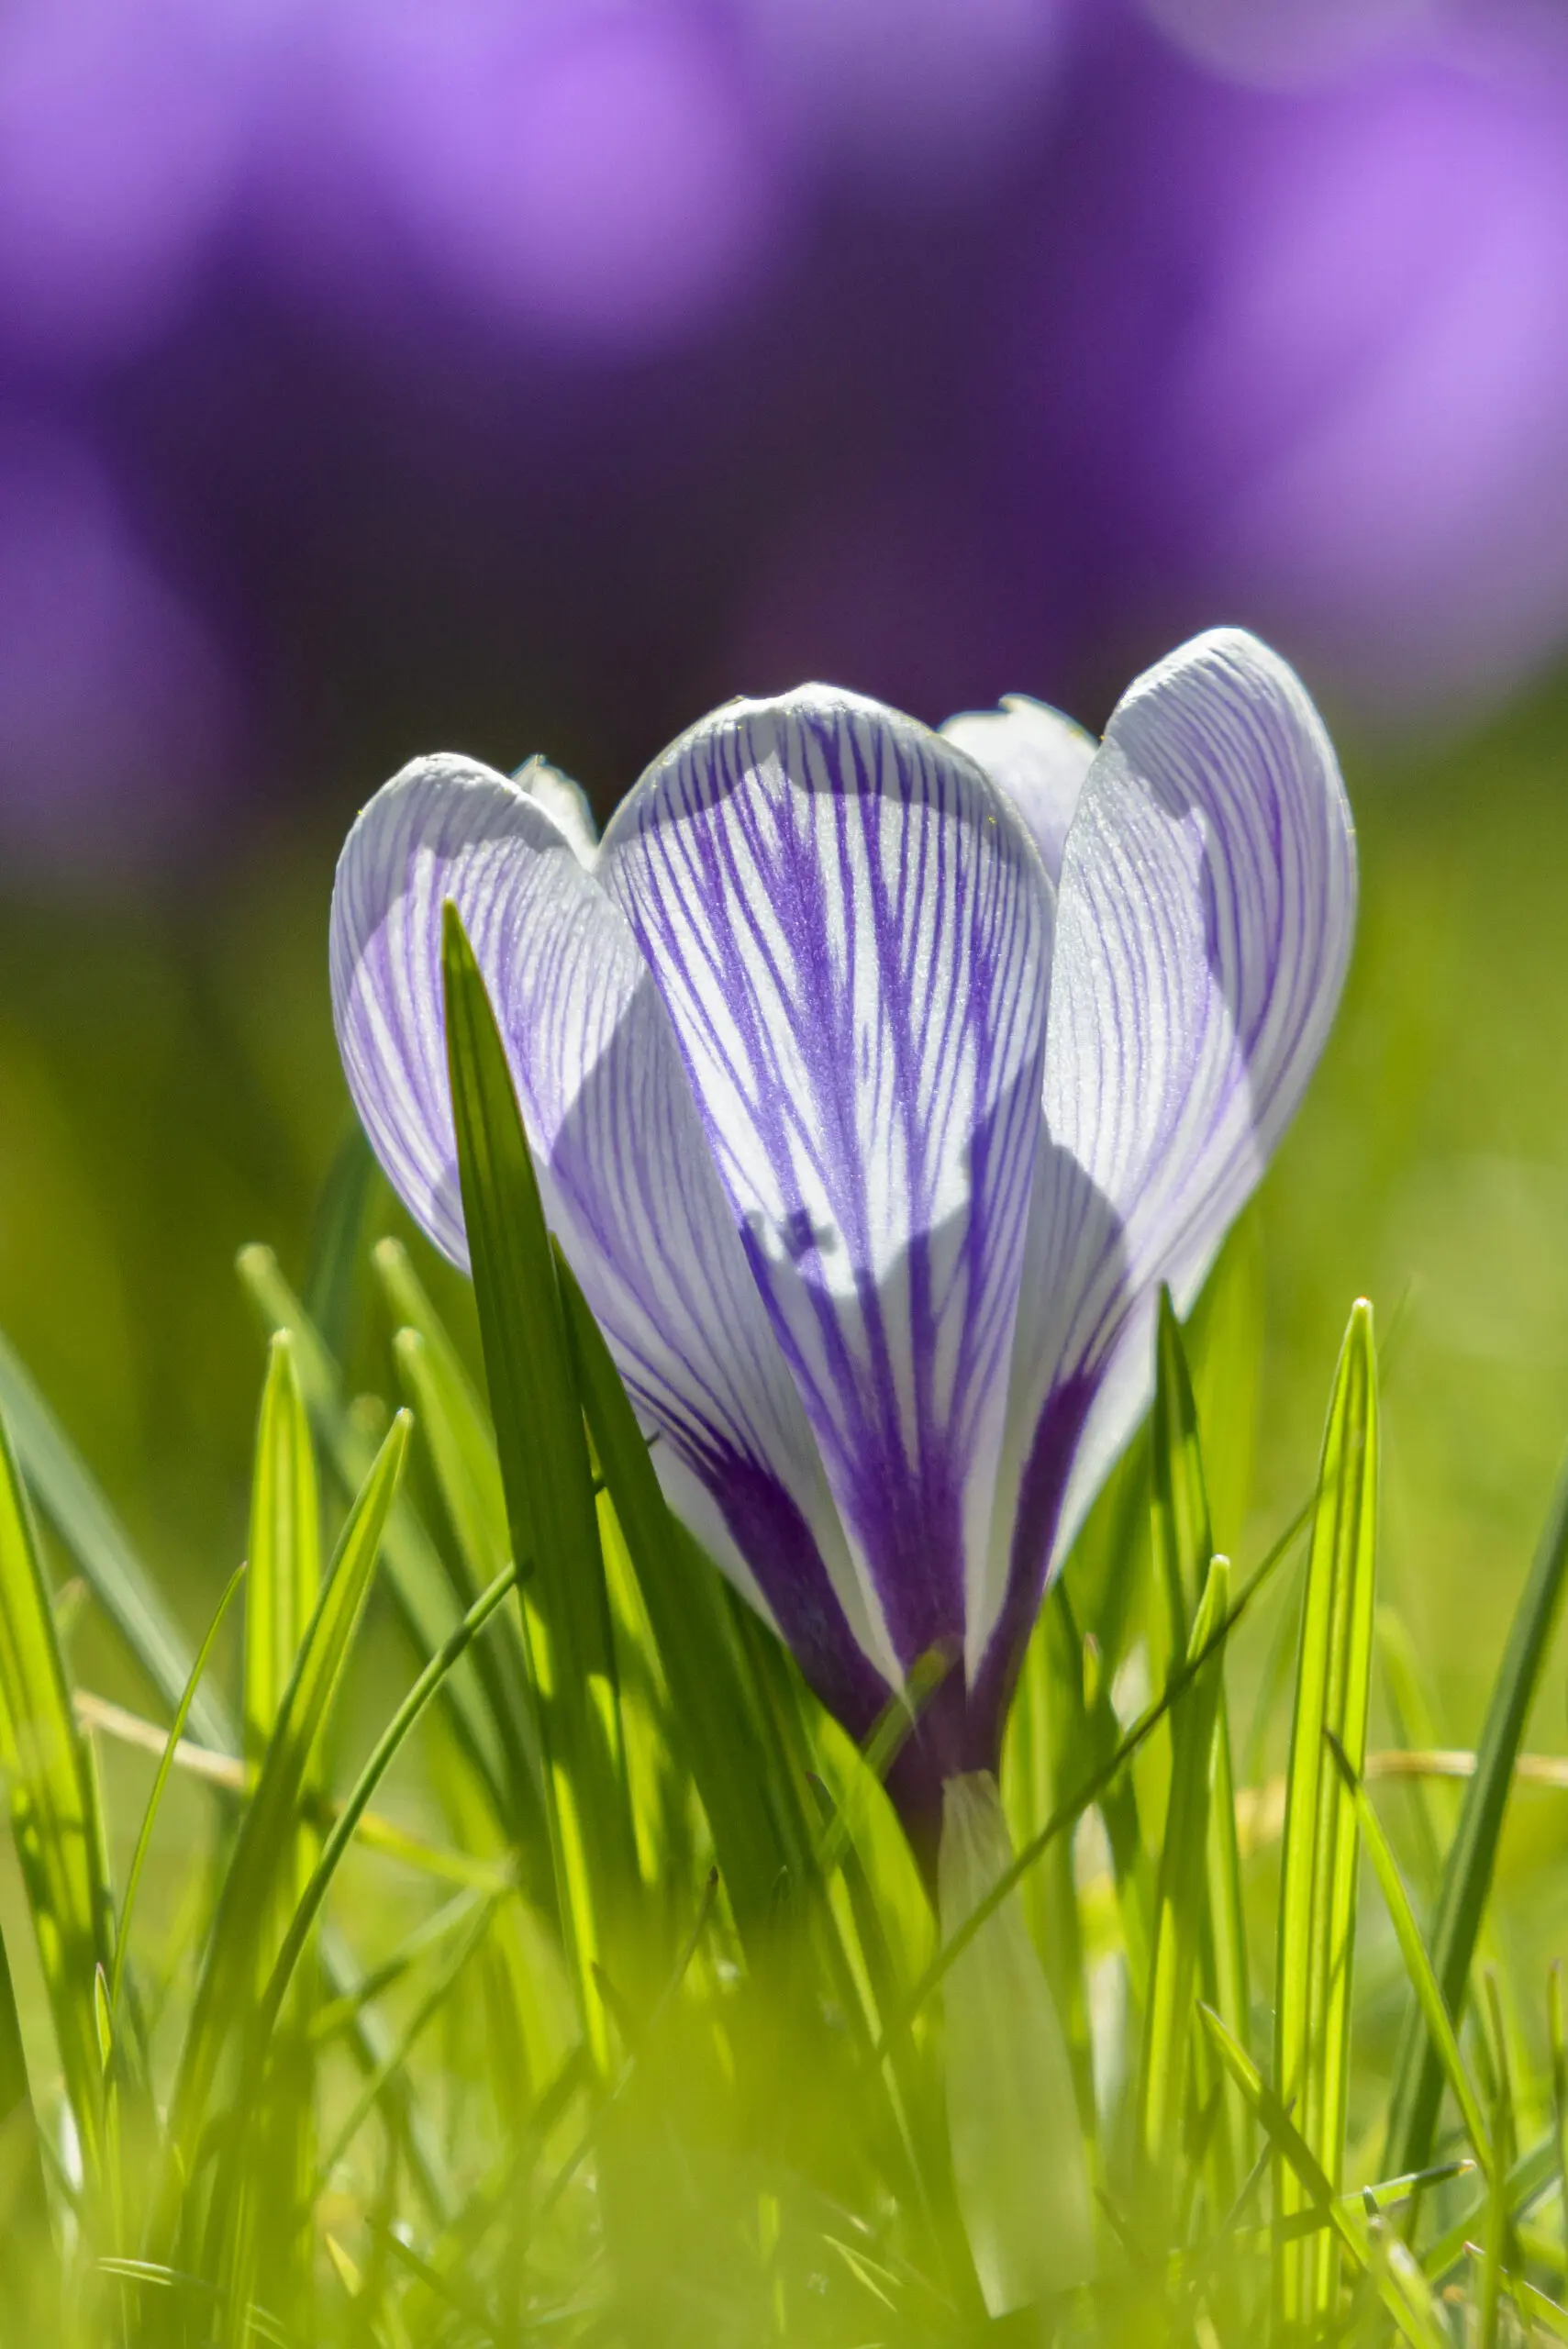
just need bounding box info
[513,753,599,866]
[940,692,1098,885]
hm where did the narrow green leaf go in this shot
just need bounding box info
[1475,1976,1516,2349]
[0,1904,47,2238]
[303,1122,383,1363]
[1151,1286,1210,1661]
[0,1400,115,2185]
[1138,1553,1229,2191]
[1551,1961,1568,2282]
[1199,2006,1448,2349]
[111,1562,246,2018]
[441,902,637,2063]
[1273,1297,1379,2328]
[164,1410,410,2181]
[1325,1732,1491,2173]
[317,1887,502,2184]
[256,1561,519,2054]
[386,1308,539,1796]
[244,1333,321,1770]
[236,1244,517,1830]
[555,1244,815,1940]
[1149,1290,1251,2205]
[1386,1438,1568,2179]
[0,1329,228,1751]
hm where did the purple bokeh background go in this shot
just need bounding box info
[2,0,1567,872]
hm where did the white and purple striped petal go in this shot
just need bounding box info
[602,687,1054,1687]
[329,751,898,1728]
[970,629,1356,1735]
[940,694,1097,888]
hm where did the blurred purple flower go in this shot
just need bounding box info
[0,418,239,872]
[262,1,785,352]
[1010,32,1568,718]
[0,0,250,363]
[1140,0,1440,88]
[741,0,1074,189]
[329,629,1353,1833]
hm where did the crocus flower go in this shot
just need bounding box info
[330,628,1354,1841]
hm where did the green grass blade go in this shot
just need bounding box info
[255,1561,519,2053]
[1551,1962,1568,2283]
[111,1562,246,2019]
[317,1887,504,2186]
[442,903,637,2063]
[1475,1976,1516,2349]
[164,1410,410,2181]
[1199,2006,1448,2349]
[1385,1438,1568,2180]
[0,1399,115,2187]
[1151,1286,1211,1661]
[303,1122,384,1363]
[1273,1297,1379,2328]
[1325,1732,1491,2173]
[240,1330,325,2325]
[385,1300,540,1803]
[1149,1289,1251,2205]
[1138,1553,1229,2194]
[0,1904,47,2239]
[237,1244,517,1828]
[244,1333,321,1770]
[555,1245,816,1939]
[0,1328,228,1752]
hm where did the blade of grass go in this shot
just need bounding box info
[1137,1553,1229,2198]
[304,1122,383,1364]
[554,1245,817,1941]
[1386,1438,1568,2180]
[0,1329,228,1752]
[1150,1290,1250,2210]
[163,1411,410,2190]
[237,1245,519,1831]
[110,1563,246,2019]
[1273,1298,1379,2329]
[240,1330,326,2328]
[255,1561,520,2054]
[388,1324,540,1789]
[442,904,638,2065]
[1474,1975,1516,2349]
[1552,1962,1568,2286]
[244,1334,321,1772]
[317,1886,505,2184]
[1198,2005,1448,2349]
[0,1905,47,2238]
[1324,1731,1491,2175]
[0,1399,115,2188]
